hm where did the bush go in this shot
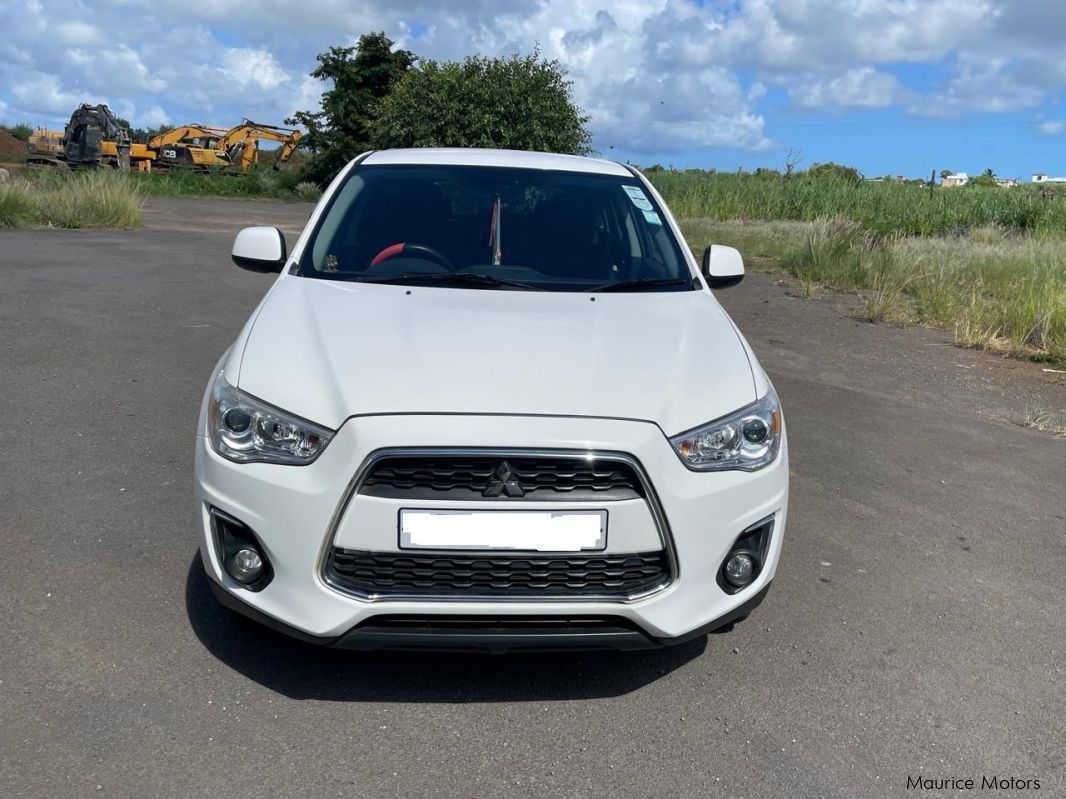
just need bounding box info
[37,170,142,228]
[2,122,33,141]
[371,49,591,155]
[807,162,863,183]
[294,181,321,202]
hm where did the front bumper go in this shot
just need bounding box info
[208,575,772,652]
[194,413,788,647]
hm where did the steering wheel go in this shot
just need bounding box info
[369,242,453,271]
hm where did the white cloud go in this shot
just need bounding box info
[221,47,290,91]
[66,46,166,93]
[11,71,86,114]
[1037,120,1066,136]
[54,21,103,46]
[140,105,170,127]
[791,68,907,109]
[911,55,1045,116]
[2,0,1066,154]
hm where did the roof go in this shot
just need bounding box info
[362,148,631,176]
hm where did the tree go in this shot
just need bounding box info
[940,169,953,179]
[807,161,862,183]
[369,49,591,155]
[784,149,803,178]
[287,33,415,185]
[970,168,998,188]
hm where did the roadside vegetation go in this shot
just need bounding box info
[0,170,141,229]
[648,168,1066,237]
[0,167,317,230]
[133,167,321,201]
[679,217,1066,365]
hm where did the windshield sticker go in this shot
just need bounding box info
[622,185,654,211]
[643,209,662,226]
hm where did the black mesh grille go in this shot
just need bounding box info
[359,454,644,501]
[327,549,669,597]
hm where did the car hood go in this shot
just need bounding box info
[236,277,757,435]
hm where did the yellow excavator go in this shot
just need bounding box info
[146,124,230,169]
[152,121,301,171]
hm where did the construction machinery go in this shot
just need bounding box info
[147,124,230,169]
[152,120,302,171]
[26,104,154,170]
[27,107,302,173]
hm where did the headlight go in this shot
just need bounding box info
[669,387,782,471]
[207,372,334,464]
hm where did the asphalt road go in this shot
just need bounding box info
[1,197,1063,798]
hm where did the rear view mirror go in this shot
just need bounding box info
[232,227,287,273]
[701,244,745,289]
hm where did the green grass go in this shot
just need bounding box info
[648,169,1066,237]
[0,170,142,229]
[678,218,1066,364]
[0,122,33,141]
[132,167,319,201]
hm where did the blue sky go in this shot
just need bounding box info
[3,0,1066,180]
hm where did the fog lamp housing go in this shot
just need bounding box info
[210,507,273,592]
[718,515,774,594]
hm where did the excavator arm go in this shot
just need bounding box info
[147,125,228,151]
[219,121,302,171]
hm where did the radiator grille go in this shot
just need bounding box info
[359,454,644,501]
[326,549,669,597]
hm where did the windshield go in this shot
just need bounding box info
[299,164,693,292]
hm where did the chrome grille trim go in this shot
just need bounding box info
[316,447,679,603]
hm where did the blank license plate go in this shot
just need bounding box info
[399,509,607,552]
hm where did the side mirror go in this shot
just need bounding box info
[232,226,287,273]
[701,244,745,289]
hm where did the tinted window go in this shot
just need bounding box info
[300,164,692,292]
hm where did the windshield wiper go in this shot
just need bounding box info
[356,272,544,290]
[589,277,692,292]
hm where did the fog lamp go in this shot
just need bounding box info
[228,547,264,584]
[723,552,756,588]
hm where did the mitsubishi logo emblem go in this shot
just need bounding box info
[484,461,525,497]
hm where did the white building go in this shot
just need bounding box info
[942,172,968,187]
[1032,173,1066,183]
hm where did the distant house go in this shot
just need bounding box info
[1032,172,1066,184]
[941,172,968,187]
[995,178,1018,188]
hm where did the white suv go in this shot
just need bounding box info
[194,148,788,652]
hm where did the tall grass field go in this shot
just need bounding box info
[679,218,1066,365]
[654,168,1066,365]
[646,168,1066,237]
